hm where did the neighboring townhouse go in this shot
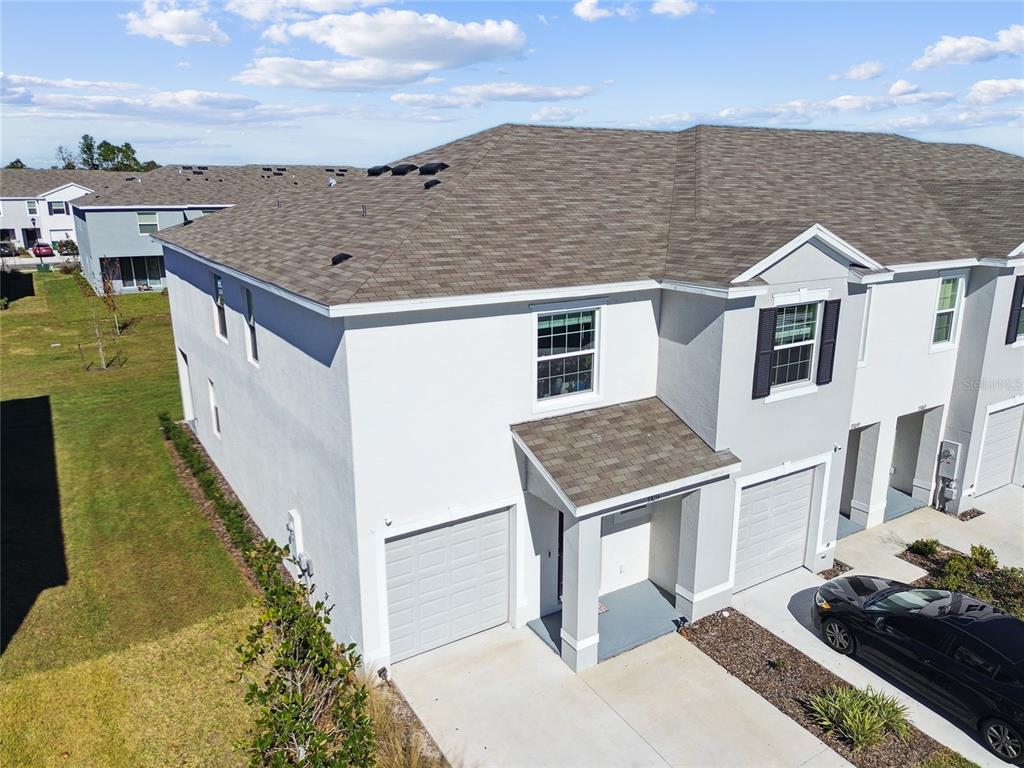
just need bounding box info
[0,169,133,250]
[152,124,1023,674]
[72,163,346,293]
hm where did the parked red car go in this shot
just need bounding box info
[31,243,54,258]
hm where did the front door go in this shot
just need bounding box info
[22,228,41,248]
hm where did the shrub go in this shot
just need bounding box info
[808,685,909,752]
[908,538,940,558]
[941,554,975,593]
[970,545,998,570]
[0,297,8,311]
[984,566,1024,620]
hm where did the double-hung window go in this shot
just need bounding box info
[244,288,258,363]
[137,212,158,235]
[26,201,37,215]
[213,274,227,339]
[932,276,962,345]
[536,309,596,400]
[48,201,68,215]
[771,302,818,387]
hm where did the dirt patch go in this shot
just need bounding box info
[897,544,960,583]
[683,610,967,768]
[817,560,853,581]
[957,508,984,522]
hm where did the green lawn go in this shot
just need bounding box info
[1,273,255,766]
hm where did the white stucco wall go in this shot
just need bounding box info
[599,509,652,595]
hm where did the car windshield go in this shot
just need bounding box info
[867,588,951,613]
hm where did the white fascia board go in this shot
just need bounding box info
[888,258,981,274]
[76,203,234,211]
[574,461,741,518]
[849,270,895,284]
[39,182,94,198]
[661,279,768,299]
[326,280,661,318]
[510,432,578,515]
[730,223,886,284]
[1005,242,1024,259]
[160,242,335,317]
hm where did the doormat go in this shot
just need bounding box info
[598,602,608,614]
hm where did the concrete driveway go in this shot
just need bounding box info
[393,624,849,767]
[733,569,1003,768]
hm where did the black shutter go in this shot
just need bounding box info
[816,299,842,386]
[752,307,777,399]
[1006,275,1024,345]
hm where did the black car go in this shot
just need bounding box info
[0,241,15,258]
[813,575,1024,764]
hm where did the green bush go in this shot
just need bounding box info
[984,566,1024,620]
[908,538,940,558]
[808,685,909,752]
[0,297,9,311]
[970,545,998,570]
[941,554,974,593]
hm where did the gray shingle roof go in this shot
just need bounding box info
[73,164,347,207]
[0,169,136,198]
[154,124,1024,307]
[512,397,738,509]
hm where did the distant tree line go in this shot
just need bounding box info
[3,135,160,172]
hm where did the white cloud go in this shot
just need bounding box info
[888,79,919,97]
[965,78,1024,104]
[391,81,594,108]
[651,0,698,17]
[239,9,526,91]
[0,73,141,90]
[538,14,558,25]
[828,60,885,81]
[884,107,1024,133]
[176,60,192,68]
[123,1,229,46]
[573,0,634,22]
[531,106,585,122]
[224,0,378,23]
[912,24,1024,69]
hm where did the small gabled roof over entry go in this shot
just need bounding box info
[512,397,739,516]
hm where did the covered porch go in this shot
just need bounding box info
[512,396,740,672]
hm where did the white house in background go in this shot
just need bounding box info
[72,164,347,293]
[153,124,1024,674]
[0,169,139,250]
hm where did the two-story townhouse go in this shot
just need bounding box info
[72,163,347,293]
[0,169,134,250]
[153,124,1023,674]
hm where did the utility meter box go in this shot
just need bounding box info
[937,440,961,480]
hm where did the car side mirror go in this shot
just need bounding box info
[874,616,887,630]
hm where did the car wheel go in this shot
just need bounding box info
[982,719,1024,764]
[821,618,855,655]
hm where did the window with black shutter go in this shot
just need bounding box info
[1007,275,1024,345]
[816,300,841,385]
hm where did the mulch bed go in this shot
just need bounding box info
[683,610,965,768]
[957,508,984,522]
[817,560,853,581]
[897,544,961,586]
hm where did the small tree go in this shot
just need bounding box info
[55,145,77,170]
[78,134,98,170]
[4,158,26,169]
[102,278,125,335]
[238,541,376,767]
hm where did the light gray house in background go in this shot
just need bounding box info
[0,169,134,250]
[153,124,1023,674]
[72,163,346,293]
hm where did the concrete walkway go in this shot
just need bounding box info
[394,624,850,767]
[836,491,1023,582]
[733,569,1004,767]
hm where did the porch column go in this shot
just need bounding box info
[912,406,943,505]
[675,481,734,623]
[560,514,601,672]
[849,420,893,529]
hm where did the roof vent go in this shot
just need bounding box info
[418,162,449,175]
[198,165,209,170]
[261,166,272,171]
[331,252,352,266]
[325,168,335,173]
[390,164,418,176]
[192,170,203,175]
[424,179,442,190]
[276,167,286,172]
[273,171,284,176]
[182,165,193,170]
[367,165,391,177]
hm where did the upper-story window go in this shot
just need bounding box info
[771,302,819,387]
[137,212,158,235]
[536,310,596,399]
[48,201,68,215]
[26,201,37,215]
[212,274,227,339]
[243,288,258,363]
[932,276,962,346]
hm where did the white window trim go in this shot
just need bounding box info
[208,380,221,438]
[769,301,821,394]
[136,211,158,236]
[929,272,967,353]
[212,273,228,343]
[49,201,68,215]
[243,287,259,367]
[531,300,605,414]
[857,286,873,367]
[26,200,37,216]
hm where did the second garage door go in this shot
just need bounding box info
[735,468,814,592]
[976,404,1024,496]
[386,510,509,663]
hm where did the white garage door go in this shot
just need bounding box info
[976,405,1024,496]
[386,510,509,662]
[735,468,814,592]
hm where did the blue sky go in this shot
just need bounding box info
[1,1,1022,167]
